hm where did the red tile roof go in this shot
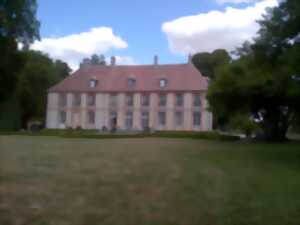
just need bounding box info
[49,63,208,93]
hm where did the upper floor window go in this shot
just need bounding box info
[128,78,136,88]
[59,93,67,107]
[194,95,201,107]
[89,79,98,88]
[88,111,95,124]
[87,94,96,106]
[159,94,167,106]
[176,94,184,107]
[126,95,134,107]
[110,94,118,107]
[141,94,150,106]
[159,79,167,88]
[73,94,81,106]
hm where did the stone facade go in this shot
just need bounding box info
[46,92,213,131]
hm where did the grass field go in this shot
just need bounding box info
[1,136,300,225]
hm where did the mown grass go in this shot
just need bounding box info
[0,136,300,225]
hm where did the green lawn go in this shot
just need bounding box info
[0,136,300,225]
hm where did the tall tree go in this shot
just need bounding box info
[0,0,40,102]
[17,51,70,127]
[192,49,231,129]
[208,0,300,141]
[192,49,231,80]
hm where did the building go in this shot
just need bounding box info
[46,56,213,131]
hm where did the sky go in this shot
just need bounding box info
[32,0,278,70]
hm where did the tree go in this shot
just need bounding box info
[16,51,70,128]
[0,0,40,102]
[207,0,300,141]
[0,38,24,102]
[54,60,72,79]
[192,49,231,129]
[192,49,231,80]
[90,54,106,65]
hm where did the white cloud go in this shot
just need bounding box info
[216,0,257,4]
[162,0,278,55]
[31,27,129,70]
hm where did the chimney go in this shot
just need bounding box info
[111,56,116,66]
[188,53,193,64]
[80,58,91,69]
[154,55,158,65]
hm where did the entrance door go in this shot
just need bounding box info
[110,111,117,131]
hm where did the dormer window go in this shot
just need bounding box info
[128,78,136,88]
[89,79,98,88]
[159,79,167,88]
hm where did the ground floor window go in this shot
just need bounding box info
[110,111,118,129]
[125,111,133,129]
[141,111,149,128]
[175,111,183,127]
[88,111,95,124]
[59,111,66,124]
[193,112,201,126]
[158,111,166,126]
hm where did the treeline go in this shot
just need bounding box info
[0,1,70,130]
[192,0,300,141]
[0,50,70,130]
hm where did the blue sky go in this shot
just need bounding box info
[33,0,277,70]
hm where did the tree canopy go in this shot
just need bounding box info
[17,51,71,127]
[0,0,40,102]
[207,0,300,141]
[192,49,231,80]
[82,54,106,66]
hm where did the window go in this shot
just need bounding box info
[158,111,166,126]
[59,94,67,107]
[159,94,167,106]
[176,94,183,107]
[88,111,95,124]
[73,94,81,106]
[59,111,66,123]
[159,79,167,88]
[126,95,134,107]
[141,111,149,128]
[175,111,183,127]
[110,95,118,107]
[128,78,136,88]
[110,111,118,128]
[141,94,150,106]
[125,111,133,129]
[89,79,98,88]
[194,95,201,107]
[87,94,96,106]
[193,112,201,126]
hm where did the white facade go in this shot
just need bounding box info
[46,92,213,131]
